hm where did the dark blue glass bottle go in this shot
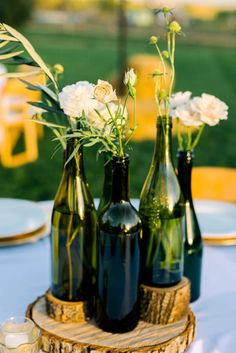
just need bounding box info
[96,155,142,333]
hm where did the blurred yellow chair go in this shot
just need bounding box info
[126,54,171,140]
[0,68,45,168]
[192,167,236,203]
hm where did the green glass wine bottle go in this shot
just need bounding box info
[139,116,184,287]
[96,155,142,333]
[177,150,203,302]
[50,137,97,304]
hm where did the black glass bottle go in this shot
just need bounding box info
[96,155,142,333]
[139,116,184,287]
[177,150,203,302]
[50,137,97,304]
[97,153,112,216]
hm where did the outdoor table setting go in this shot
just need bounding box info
[1,198,236,352]
[0,6,235,353]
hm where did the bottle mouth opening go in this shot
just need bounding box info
[156,116,172,127]
[177,149,195,159]
[112,154,129,164]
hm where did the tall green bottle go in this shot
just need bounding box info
[139,116,184,287]
[177,150,203,302]
[50,137,97,304]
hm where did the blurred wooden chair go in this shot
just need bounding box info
[126,54,172,140]
[0,68,45,168]
[192,167,236,203]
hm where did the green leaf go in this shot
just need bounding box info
[5,56,36,66]
[0,33,19,42]
[83,138,100,147]
[0,40,9,48]
[32,118,66,129]
[28,101,64,115]
[38,84,58,102]
[0,44,19,54]
[20,79,41,91]
[3,23,57,88]
[21,80,59,107]
[65,143,81,166]
[0,71,41,78]
[0,50,24,60]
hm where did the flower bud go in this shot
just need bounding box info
[159,90,167,99]
[162,50,169,58]
[162,7,170,14]
[169,21,181,33]
[149,36,158,44]
[54,64,64,74]
[152,70,163,77]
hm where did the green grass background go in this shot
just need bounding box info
[1,28,236,201]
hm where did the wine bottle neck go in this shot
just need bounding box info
[177,150,194,201]
[64,138,85,176]
[153,117,173,163]
[111,156,129,202]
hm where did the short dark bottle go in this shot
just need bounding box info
[139,116,184,287]
[96,155,142,333]
[50,137,97,304]
[177,150,203,302]
[97,153,112,216]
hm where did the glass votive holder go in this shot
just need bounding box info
[0,316,41,352]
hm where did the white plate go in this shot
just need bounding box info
[195,199,236,239]
[0,198,47,238]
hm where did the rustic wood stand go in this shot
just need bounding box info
[140,277,191,325]
[26,278,195,353]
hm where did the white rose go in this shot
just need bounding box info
[170,91,192,117]
[94,80,117,104]
[175,102,203,127]
[190,93,228,126]
[59,81,97,118]
[124,68,137,86]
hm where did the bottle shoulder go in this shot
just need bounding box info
[140,161,184,216]
[99,201,142,233]
[53,175,95,215]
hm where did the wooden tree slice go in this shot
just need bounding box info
[45,290,92,323]
[26,295,195,353]
[140,277,191,325]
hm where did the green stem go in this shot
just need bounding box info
[191,124,205,150]
[154,77,162,117]
[187,128,192,151]
[177,120,184,150]
[125,95,137,145]
[169,32,176,97]
[66,213,74,301]
[155,43,167,90]
[106,102,124,157]
[66,242,73,301]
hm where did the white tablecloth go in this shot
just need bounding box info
[0,201,236,353]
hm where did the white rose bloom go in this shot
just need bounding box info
[124,68,136,86]
[190,93,228,126]
[94,80,117,104]
[170,91,192,117]
[59,81,97,118]
[175,102,203,127]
